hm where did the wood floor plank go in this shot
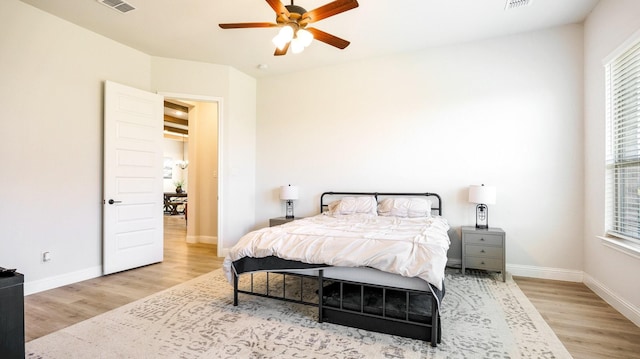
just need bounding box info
[514,275,640,359]
[23,217,640,359]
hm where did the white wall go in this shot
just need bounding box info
[583,0,640,325]
[256,24,585,279]
[223,68,258,253]
[0,0,152,293]
[186,102,218,244]
[0,1,256,293]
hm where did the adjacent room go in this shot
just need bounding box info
[1,0,640,357]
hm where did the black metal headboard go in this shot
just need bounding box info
[320,192,442,216]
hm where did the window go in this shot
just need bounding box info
[605,33,640,244]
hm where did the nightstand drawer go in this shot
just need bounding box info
[465,257,503,271]
[465,244,502,258]
[463,233,503,246]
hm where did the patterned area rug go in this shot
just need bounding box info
[26,269,572,358]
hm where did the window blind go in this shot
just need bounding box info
[605,38,640,243]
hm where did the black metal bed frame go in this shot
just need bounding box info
[231,191,444,347]
[319,191,442,215]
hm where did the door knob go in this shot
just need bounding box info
[108,199,122,205]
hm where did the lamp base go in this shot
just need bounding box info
[285,200,294,219]
[475,204,489,229]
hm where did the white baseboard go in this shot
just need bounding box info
[507,264,640,327]
[583,273,640,327]
[507,263,584,282]
[448,260,583,282]
[447,258,462,267]
[186,235,218,244]
[24,265,102,296]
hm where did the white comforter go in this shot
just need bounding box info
[223,214,451,290]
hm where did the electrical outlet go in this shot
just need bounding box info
[42,251,51,262]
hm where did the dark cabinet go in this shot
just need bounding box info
[0,271,25,359]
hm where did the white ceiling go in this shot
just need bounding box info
[19,0,599,78]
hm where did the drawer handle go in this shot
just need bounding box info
[480,249,485,253]
[480,238,485,241]
[481,261,485,265]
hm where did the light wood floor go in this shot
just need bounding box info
[24,217,640,358]
[515,276,640,359]
[24,215,222,342]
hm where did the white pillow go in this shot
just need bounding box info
[327,196,378,215]
[377,197,432,218]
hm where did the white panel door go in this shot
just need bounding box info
[103,81,164,275]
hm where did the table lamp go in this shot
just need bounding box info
[280,185,299,219]
[468,184,496,229]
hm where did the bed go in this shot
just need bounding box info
[222,192,450,347]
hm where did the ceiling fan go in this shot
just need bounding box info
[219,0,359,56]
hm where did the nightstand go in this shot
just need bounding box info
[269,217,296,227]
[461,226,506,282]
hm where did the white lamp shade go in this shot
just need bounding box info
[272,26,294,50]
[468,185,496,205]
[278,25,294,42]
[280,185,299,200]
[290,38,305,54]
[272,34,288,50]
[297,29,313,47]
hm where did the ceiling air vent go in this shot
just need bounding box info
[504,0,533,10]
[97,0,135,14]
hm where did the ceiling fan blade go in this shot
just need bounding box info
[303,0,358,23]
[219,22,278,29]
[266,0,290,16]
[306,27,350,49]
[274,42,290,56]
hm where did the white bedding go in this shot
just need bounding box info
[223,213,451,290]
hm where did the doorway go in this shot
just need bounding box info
[161,93,221,249]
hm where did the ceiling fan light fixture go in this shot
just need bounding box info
[219,0,359,56]
[272,25,294,50]
[278,25,293,42]
[278,25,294,41]
[272,35,288,50]
[290,38,305,54]
[297,29,314,47]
